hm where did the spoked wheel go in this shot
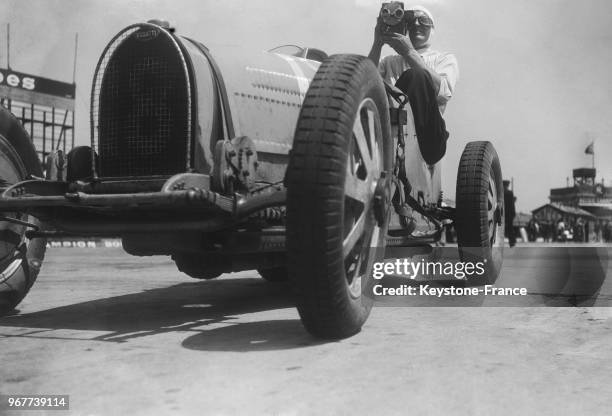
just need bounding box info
[455,141,504,286]
[0,107,46,315]
[486,171,502,248]
[286,55,392,339]
[343,100,386,298]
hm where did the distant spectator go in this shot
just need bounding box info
[556,219,566,242]
[604,222,612,243]
[573,218,585,243]
[503,180,516,247]
[527,218,540,242]
[540,222,552,242]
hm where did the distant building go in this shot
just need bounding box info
[532,168,611,242]
[550,168,612,220]
[0,68,75,163]
[514,212,533,228]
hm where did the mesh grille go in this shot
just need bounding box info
[91,25,191,177]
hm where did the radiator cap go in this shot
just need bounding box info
[146,19,175,32]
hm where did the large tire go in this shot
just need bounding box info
[286,55,392,339]
[455,141,504,285]
[0,106,46,315]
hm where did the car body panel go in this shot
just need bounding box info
[212,47,317,153]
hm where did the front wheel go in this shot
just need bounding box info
[286,54,392,339]
[0,107,47,315]
[455,141,504,285]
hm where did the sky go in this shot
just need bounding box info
[0,0,611,212]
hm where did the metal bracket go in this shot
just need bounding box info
[383,79,408,107]
[212,136,259,194]
[0,215,40,231]
[389,108,408,126]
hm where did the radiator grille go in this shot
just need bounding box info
[91,24,192,177]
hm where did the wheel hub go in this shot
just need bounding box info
[373,171,391,227]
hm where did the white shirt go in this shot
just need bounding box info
[378,48,459,114]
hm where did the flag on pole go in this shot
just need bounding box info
[585,141,594,155]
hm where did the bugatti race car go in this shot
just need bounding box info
[0,22,504,338]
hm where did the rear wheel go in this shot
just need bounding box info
[0,107,46,315]
[286,55,392,339]
[455,141,504,285]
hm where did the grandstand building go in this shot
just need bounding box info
[533,167,612,242]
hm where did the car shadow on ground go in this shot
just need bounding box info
[0,278,324,351]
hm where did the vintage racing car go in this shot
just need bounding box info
[0,21,504,338]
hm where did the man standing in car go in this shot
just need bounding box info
[368,4,459,165]
[503,180,517,247]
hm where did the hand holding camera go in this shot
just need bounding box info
[379,2,408,35]
[383,32,415,57]
[378,2,414,56]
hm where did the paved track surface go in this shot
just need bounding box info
[1,245,612,415]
